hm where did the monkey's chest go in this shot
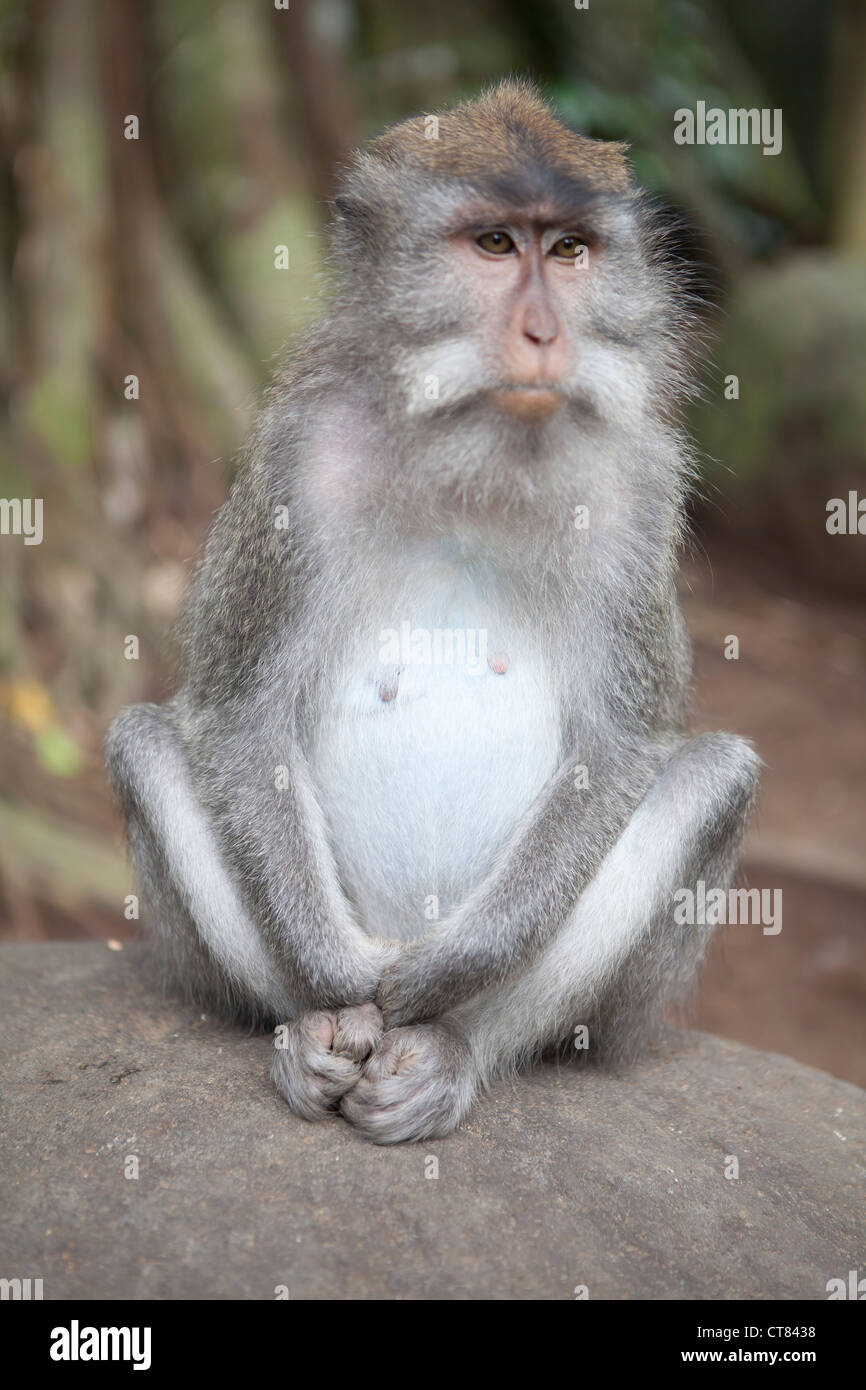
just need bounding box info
[309,618,562,941]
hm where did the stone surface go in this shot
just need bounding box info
[0,941,863,1300]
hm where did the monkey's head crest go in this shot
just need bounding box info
[331,79,635,252]
[373,79,631,194]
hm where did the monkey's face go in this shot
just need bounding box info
[446,217,597,423]
[383,190,677,446]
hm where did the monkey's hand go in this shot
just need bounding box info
[271,1004,385,1120]
[340,1020,475,1144]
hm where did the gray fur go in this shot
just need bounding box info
[106,82,759,1144]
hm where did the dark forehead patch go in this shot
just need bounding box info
[461,168,611,225]
[372,79,632,197]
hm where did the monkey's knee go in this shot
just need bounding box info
[664,732,760,826]
[687,732,761,826]
[105,702,179,812]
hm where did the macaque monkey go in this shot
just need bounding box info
[107,81,759,1143]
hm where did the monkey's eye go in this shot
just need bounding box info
[476,230,516,256]
[551,235,586,260]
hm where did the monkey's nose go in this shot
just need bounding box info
[522,302,559,346]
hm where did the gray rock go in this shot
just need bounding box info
[0,942,862,1300]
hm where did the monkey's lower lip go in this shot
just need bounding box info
[492,385,565,420]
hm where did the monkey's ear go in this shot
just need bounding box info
[332,193,369,228]
[331,192,376,254]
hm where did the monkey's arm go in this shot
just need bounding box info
[216,716,403,1009]
[377,731,678,1027]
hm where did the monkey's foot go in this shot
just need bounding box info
[271,1004,384,1121]
[339,1022,476,1144]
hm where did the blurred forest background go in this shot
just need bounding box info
[0,0,864,1083]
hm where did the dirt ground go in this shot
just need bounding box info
[682,539,866,1087]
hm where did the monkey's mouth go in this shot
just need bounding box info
[490,384,565,421]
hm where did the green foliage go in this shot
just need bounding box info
[692,253,866,484]
[216,195,323,364]
[34,725,83,779]
[22,374,92,472]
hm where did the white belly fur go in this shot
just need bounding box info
[309,564,562,941]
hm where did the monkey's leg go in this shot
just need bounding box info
[454,732,760,1085]
[341,733,759,1144]
[108,704,395,1116]
[106,702,292,1019]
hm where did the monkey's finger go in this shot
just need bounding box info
[332,1002,384,1061]
[361,1027,422,1081]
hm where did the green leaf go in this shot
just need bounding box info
[34,725,83,779]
